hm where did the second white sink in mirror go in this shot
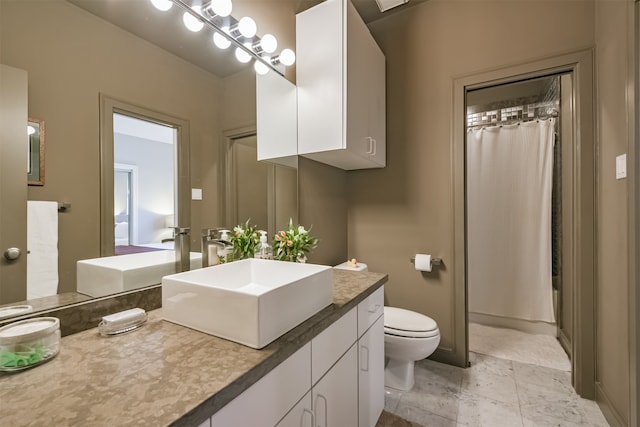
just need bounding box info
[77,251,202,298]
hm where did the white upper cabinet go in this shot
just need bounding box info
[256,72,299,168]
[296,0,386,170]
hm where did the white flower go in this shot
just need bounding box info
[298,226,306,234]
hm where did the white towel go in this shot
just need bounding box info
[27,201,59,299]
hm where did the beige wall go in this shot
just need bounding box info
[350,0,594,351]
[350,0,636,424]
[594,0,634,424]
[0,0,224,293]
[299,157,348,266]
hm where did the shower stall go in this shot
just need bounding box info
[465,75,570,348]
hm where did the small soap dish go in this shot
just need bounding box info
[98,308,148,336]
[0,305,33,320]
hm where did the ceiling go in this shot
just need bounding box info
[68,0,427,79]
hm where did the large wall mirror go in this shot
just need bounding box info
[225,129,298,238]
[0,0,297,322]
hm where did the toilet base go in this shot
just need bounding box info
[384,358,415,391]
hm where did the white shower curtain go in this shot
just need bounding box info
[467,119,556,323]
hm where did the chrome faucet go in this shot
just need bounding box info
[201,228,232,267]
[173,227,191,272]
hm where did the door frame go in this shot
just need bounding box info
[629,2,638,424]
[99,94,190,256]
[114,163,138,245]
[452,49,596,398]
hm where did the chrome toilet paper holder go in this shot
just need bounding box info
[410,257,442,266]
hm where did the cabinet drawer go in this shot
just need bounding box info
[311,307,357,385]
[211,343,311,427]
[357,286,384,338]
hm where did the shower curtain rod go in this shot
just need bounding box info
[466,114,557,132]
[467,101,559,130]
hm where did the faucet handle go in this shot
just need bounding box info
[173,227,190,235]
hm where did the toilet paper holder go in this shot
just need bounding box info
[410,257,442,266]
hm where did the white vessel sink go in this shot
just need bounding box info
[162,258,333,349]
[77,251,202,298]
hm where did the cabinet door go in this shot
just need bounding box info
[345,0,371,160]
[312,344,358,427]
[359,316,385,427]
[276,392,313,427]
[256,72,298,163]
[367,38,386,167]
[296,0,344,155]
[211,343,311,427]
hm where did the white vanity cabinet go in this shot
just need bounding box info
[359,316,385,427]
[313,344,359,426]
[209,286,385,427]
[210,343,311,427]
[296,0,386,170]
[256,72,298,167]
[357,287,385,427]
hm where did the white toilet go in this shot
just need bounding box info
[333,261,440,391]
[383,306,440,391]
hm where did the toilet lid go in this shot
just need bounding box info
[384,307,439,338]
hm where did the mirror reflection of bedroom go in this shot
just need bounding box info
[113,113,176,256]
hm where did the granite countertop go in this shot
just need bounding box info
[0,270,387,427]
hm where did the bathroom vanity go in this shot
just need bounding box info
[0,270,386,427]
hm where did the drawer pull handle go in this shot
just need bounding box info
[360,344,370,372]
[315,393,328,427]
[301,408,314,427]
[368,304,381,314]
[365,136,374,155]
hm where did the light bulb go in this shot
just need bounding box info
[254,61,269,75]
[279,48,296,66]
[150,0,173,11]
[27,125,36,135]
[183,6,204,32]
[235,46,252,63]
[260,34,277,54]
[202,0,232,18]
[213,29,231,49]
[237,17,257,38]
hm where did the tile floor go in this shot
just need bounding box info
[383,325,610,427]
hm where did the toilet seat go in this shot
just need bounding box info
[384,307,439,338]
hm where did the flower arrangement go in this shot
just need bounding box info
[228,219,259,260]
[273,219,318,263]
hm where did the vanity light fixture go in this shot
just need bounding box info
[27,125,36,136]
[252,33,277,54]
[234,45,252,63]
[254,60,269,75]
[213,29,232,49]
[229,16,257,38]
[272,48,296,67]
[151,0,295,75]
[201,0,232,18]
[150,0,173,11]
[183,5,204,32]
